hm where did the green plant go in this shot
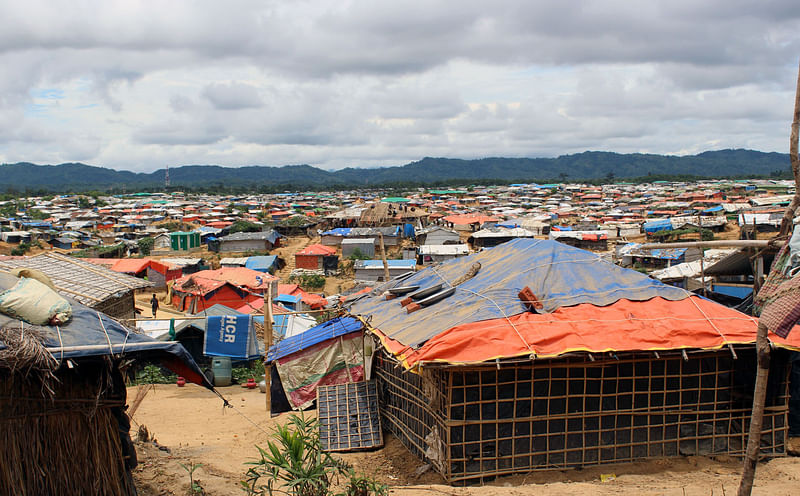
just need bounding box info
[338,471,388,496]
[10,242,30,256]
[347,248,371,261]
[135,364,177,385]
[241,414,348,496]
[179,461,206,495]
[300,274,325,289]
[138,236,154,256]
[232,363,265,384]
[230,220,263,233]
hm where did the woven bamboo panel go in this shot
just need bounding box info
[376,348,791,485]
[318,381,383,452]
[0,252,151,306]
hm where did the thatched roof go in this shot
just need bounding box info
[0,252,152,306]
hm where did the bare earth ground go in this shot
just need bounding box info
[130,384,800,496]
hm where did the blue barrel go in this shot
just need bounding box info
[211,357,232,386]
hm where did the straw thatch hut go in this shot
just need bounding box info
[0,272,211,495]
[348,239,800,484]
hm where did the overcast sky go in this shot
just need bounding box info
[1,1,799,172]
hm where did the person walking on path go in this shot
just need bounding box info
[150,293,159,318]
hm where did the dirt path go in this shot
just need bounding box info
[130,385,800,496]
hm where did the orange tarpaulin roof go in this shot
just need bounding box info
[296,244,337,256]
[174,267,277,294]
[111,258,150,274]
[443,213,500,225]
[373,296,800,370]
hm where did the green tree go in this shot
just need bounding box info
[138,236,154,256]
[229,220,262,234]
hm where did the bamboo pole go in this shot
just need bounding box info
[738,58,800,496]
[264,285,274,414]
[378,232,390,282]
[639,240,771,250]
[130,307,329,322]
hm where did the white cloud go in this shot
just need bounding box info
[0,0,798,172]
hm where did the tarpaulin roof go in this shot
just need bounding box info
[173,267,277,293]
[297,244,337,256]
[267,316,363,362]
[354,259,417,269]
[443,213,500,225]
[349,239,688,349]
[321,228,352,236]
[643,219,673,233]
[111,258,150,274]
[245,255,279,272]
[645,248,688,260]
[0,274,211,388]
[374,296,800,369]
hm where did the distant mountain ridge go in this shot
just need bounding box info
[0,149,791,192]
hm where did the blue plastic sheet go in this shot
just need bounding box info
[643,219,673,233]
[321,228,352,236]
[267,316,363,362]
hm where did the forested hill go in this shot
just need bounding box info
[0,149,791,193]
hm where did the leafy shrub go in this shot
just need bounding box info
[138,236,154,256]
[348,248,371,261]
[288,273,326,289]
[135,364,177,385]
[241,414,387,496]
[232,363,265,384]
[230,221,263,234]
[300,274,325,289]
[10,242,30,256]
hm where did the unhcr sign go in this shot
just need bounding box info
[203,315,259,359]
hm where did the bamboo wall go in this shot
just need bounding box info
[0,359,136,496]
[376,348,791,484]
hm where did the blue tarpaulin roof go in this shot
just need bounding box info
[245,255,279,272]
[267,316,363,362]
[349,239,689,348]
[646,248,688,260]
[275,294,302,304]
[703,205,724,213]
[643,219,673,233]
[321,228,352,236]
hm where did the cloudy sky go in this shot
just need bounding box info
[1,1,799,172]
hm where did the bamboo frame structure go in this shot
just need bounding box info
[376,347,792,485]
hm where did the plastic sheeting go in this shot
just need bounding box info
[374,296,800,369]
[0,297,212,388]
[643,219,673,233]
[267,316,363,362]
[348,239,689,349]
[245,255,280,273]
[321,228,353,236]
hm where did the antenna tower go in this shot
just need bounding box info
[165,165,170,189]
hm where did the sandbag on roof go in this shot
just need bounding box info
[349,239,689,348]
[0,272,211,388]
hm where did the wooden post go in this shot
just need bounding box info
[700,255,707,298]
[264,285,274,413]
[378,232,390,282]
[738,58,800,496]
[737,323,771,496]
